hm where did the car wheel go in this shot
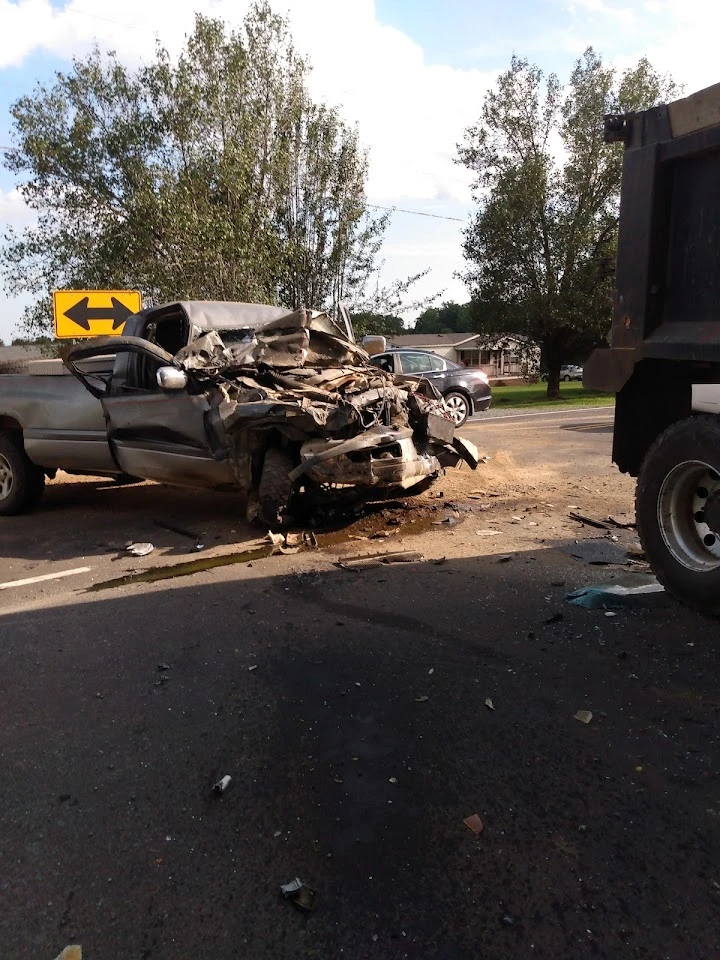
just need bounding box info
[257,446,297,528]
[563,375,572,381]
[0,432,46,516]
[443,391,471,426]
[635,416,720,615]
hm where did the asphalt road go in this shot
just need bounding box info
[1,411,718,960]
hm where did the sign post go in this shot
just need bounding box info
[53,290,142,339]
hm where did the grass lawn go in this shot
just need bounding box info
[491,380,615,410]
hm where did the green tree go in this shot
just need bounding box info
[458,49,678,397]
[413,301,472,334]
[350,312,405,338]
[1,5,402,338]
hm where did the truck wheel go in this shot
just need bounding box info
[443,391,471,426]
[636,416,720,615]
[0,433,46,516]
[257,447,296,528]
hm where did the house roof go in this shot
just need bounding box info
[387,332,481,348]
[387,332,533,350]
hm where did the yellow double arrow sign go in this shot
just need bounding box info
[53,290,142,339]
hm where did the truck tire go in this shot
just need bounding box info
[257,447,296,528]
[636,416,720,615]
[0,432,46,516]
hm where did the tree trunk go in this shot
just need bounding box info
[545,344,562,399]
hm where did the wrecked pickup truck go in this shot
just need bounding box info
[0,301,478,524]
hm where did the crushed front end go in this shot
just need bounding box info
[175,307,479,524]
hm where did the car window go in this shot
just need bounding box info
[371,353,394,373]
[427,354,445,371]
[399,352,433,374]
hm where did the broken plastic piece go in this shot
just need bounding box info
[485,697,495,711]
[565,575,665,610]
[574,710,593,724]
[281,877,316,911]
[463,814,484,834]
[476,529,501,537]
[213,775,232,795]
[126,542,154,557]
[415,695,429,702]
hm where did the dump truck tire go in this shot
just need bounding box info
[0,432,46,516]
[636,415,720,616]
[257,447,296,528]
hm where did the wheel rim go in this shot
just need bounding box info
[0,452,14,501]
[445,395,468,424]
[657,459,720,572]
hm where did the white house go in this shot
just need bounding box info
[384,333,539,380]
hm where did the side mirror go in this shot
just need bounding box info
[156,366,189,391]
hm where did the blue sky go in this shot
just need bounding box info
[0,0,718,341]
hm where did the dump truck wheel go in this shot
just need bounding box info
[257,447,296,528]
[636,415,720,615]
[0,432,46,516]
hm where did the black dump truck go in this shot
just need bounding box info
[585,82,720,615]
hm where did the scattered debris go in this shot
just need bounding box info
[562,539,633,565]
[157,663,170,672]
[498,555,512,563]
[415,695,429,702]
[485,697,495,711]
[432,516,459,526]
[302,530,319,548]
[476,529,502,537]
[543,613,564,626]
[52,948,82,960]
[430,557,447,565]
[248,664,258,671]
[265,531,301,555]
[605,611,617,618]
[126,542,154,557]
[626,541,646,560]
[154,676,170,686]
[281,877,316,911]
[463,814,484,835]
[569,512,610,530]
[501,914,516,927]
[213,775,232,795]
[606,513,636,529]
[428,668,435,675]
[389,777,398,784]
[565,575,666,610]
[370,530,393,539]
[574,710,593,724]
[335,551,424,569]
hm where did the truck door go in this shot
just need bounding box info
[63,338,234,488]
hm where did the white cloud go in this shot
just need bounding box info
[0,185,36,229]
[0,1,491,336]
[0,0,492,207]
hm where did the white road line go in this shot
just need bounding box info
[469,406,613,425]
[0,566,92,591]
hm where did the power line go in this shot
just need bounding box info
[367,203,466,223]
